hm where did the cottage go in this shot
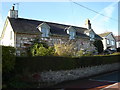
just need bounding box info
[0,5,102,56]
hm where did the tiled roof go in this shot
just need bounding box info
[99,32,112,37]
[115,36,120,41]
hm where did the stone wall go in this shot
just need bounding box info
[16,33,39,56]
[35,63,119,85]
[15,34,95,56]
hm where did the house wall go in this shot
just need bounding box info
[42,36,95,52]
[116,41,120,48]
[102,33,116,50]
[16,33,40,56]
[1,19,15,47]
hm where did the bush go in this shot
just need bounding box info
[76,50,93,57]
[93,40,104,54]
[54,43,76,57]
[15,55,119,73]
[2,46,15,73]
[30,43,54,56]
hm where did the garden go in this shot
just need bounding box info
[2,40,120,88]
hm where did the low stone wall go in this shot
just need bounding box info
[38,63,119,84]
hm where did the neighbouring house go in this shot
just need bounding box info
[0,5,102,56]
[99,32,116,51]
[115,35,120,48]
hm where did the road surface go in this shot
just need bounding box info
[51,70,120,89]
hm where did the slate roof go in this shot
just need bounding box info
[99,32,112,37]
[115,36,120,42]
[8,17,101,39]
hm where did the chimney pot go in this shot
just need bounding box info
[12,6,14,10]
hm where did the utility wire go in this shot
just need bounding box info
[69,0,119,22]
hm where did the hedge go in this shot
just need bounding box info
[14,55,119,74]
[2,46,15,73]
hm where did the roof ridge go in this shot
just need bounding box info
[8,17,87,29]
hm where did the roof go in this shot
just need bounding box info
[84,29,102,40]
[115,36,120,41]
[8,17,90,38]
[99,32,112,37]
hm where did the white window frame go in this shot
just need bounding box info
[107,39,110,44]
[67,27,76,40]
[38,23,50,38]
[111,40,115,45]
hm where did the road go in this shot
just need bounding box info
[51,70,120,89]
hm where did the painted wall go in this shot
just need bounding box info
[116,41,120,48]
[1,19,15,47]
[102,33,116,50]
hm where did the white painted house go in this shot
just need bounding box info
[0,5,102,56]
[115,35,120,48]
[99,32,116,50]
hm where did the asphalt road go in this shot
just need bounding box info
[50,70,120,89]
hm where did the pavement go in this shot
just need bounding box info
[50,70,120,90]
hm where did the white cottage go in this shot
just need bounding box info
[0,5,102,56]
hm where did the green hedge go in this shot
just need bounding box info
[14,55,119,74]
[2,46,15,73]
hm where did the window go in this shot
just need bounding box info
[10,31,12,40]
[111,40,115,45]
[38,23,50,38]
[67,27,76,39]
[107,39,110,44]
[41,27,49,37]
[69,31,75,39]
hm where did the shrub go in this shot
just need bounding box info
[93,40,104,54]
[76,50,93,57]
[30,43,54,56]
[54,43,76,57]
[15,55,119,73]
[2,46,15,73]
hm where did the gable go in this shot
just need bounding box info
[106,33,116,41]
[1,18,12,39]
[37,22,50,29]
[66,26,76,34]
[0,17,15,46]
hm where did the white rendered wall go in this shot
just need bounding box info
[1,19,15,47]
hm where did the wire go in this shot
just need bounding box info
[69,0,119,22]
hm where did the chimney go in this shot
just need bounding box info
[12,5,15,10]
[85,19,91,29]
[8,5,18,19]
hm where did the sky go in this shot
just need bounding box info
[0,0,119,36]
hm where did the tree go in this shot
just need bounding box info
[93,40,104,54]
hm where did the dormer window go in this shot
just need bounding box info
[66,26,76,39]
[90,32,94,39]
[37,23,50,38]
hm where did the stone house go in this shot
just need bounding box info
[0,5,102,56]
[99,32,116,51]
